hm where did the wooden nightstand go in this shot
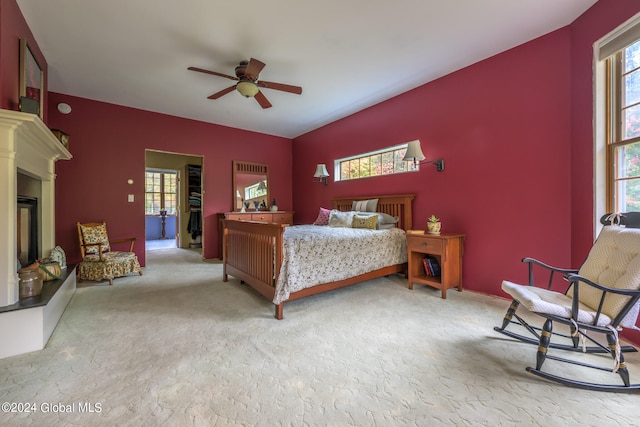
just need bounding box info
[406,232,465,298]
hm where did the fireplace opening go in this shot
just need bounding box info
[17,196,38,270]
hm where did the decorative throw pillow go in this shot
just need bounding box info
[377,223,396,230]
[352,214,378,230]
[313,207,332,226]
[351,198,379,212]
[328,210,355,228]
[354,212,399,225]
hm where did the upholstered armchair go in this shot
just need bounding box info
[76,221,142,285]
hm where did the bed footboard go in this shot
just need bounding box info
[222,220,285,304]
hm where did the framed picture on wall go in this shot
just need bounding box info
[18,38,44,119]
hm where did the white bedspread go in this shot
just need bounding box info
[273,225,407,304]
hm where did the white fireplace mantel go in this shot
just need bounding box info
[0,109,71,307]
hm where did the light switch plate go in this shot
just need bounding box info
[128,194,134,202]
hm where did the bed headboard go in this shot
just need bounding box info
[332,194,415,230]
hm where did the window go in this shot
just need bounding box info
[244,180,267,201]
[145,170,177,215]
[335,142,417,181]
[607,38,640,212]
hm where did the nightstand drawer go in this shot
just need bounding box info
[407,237,444,255]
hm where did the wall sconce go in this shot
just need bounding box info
[313,164,330,185]
[402,140,444,172]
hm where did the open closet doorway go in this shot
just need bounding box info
[145,150,204,256]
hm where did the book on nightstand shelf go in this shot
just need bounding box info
[422,256,441,277]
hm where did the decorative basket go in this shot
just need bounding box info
[38,260,62,281]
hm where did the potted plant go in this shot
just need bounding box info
[427,214,441,235]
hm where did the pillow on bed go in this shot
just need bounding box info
[313,207,332,226]
[328,210,355,228]
[378,223,396,230]
[351,198,379,212]
[352,214,378,230]
[354,212,399,226]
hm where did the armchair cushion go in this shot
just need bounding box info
[79,223,110,254]
[79,251,141,283]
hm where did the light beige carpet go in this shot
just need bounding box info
[0,248,639,426]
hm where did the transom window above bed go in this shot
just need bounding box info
[334,141,419,181]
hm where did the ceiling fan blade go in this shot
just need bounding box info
[257,80,302,95]
[244,58,266,80]
[207,85,237,99]
[188,66,238,81]
[254,90,272,109]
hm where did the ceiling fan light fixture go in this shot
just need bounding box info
[236,81,259,98]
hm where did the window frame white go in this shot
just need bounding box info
[333,141,420,182]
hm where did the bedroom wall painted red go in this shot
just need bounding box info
[570,0,640,263]
[569,0,640,345]
[0,0,48,121]
[2,0,640,344]
[293,28,573,302]
[293,0,640,344]
[47,93,292,265]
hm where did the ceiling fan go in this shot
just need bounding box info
[188,58,302,109]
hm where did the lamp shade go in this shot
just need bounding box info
[237,81,259,98]
[402,140,426,162]
[313,164,330,178]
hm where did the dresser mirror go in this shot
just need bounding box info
[232,160,270,211]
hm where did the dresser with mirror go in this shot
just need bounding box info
[218,160,294,256]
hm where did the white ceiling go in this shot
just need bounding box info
[17,0,596,139]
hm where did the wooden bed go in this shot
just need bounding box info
[222,194,414,319]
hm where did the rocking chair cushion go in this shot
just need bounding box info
[501,280,613,326]
[574,226,640,328]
